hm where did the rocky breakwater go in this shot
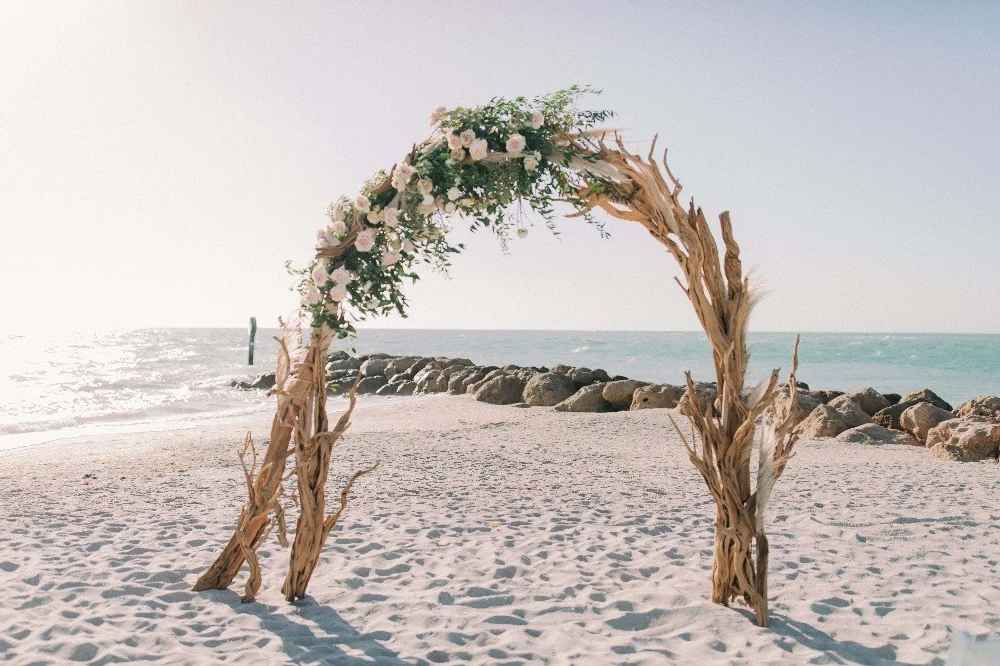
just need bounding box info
[775,385,1000,463]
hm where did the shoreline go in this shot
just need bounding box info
[1,395,998,664]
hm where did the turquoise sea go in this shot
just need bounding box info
[0,328,996,450]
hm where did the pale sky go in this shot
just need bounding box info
[2,2,998,333]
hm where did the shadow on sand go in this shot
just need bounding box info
[210,590,409,665]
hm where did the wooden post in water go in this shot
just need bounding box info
[248,317,257,366]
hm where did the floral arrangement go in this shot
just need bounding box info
[292,86,613,337]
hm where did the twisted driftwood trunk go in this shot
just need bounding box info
[573,135,800,626]
[194,321,376,602]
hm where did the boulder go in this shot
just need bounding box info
[439,357,475,368]
[403,358,435,379]
[925,420,1000,462]
[441,364,470,380]
[567,367,597,387]
[328,350,350,362]
[764,387,822,427]
[592,369,612,383]
[415,369,448,393]
[554,384,609,413]
[872,403,913,431]
[474,375,526,405]
[882,393,902,406]
[355,376,387,395]
[451,369,486,395]
[602,380,650,410]
[826,395,875,427]
[836,423,919,446]
[953,395,1000,423]
[250,373,276,390]
[550,364,572,375]
[394,380,417,396]
[384,356,419,377]
[360,352,393,360]
[360,358,391,377]
[522,372,576,407]
[841,388,891,417]
[375,382,400,397]
[900,389,952,412]
[631,384,684,410]
[467,369,506,394]
[900,403,955,442]
[327,357,361,372]
[796,405,850,438]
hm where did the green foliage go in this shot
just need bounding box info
[294,86,614,336]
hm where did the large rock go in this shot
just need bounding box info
[522,372,576,407]
[554,384,609,413]
[474,375,526,405]
[953,395,1000,423]
[550,363,572,375]
[631,384,684,410]
[826,395,875,427]
[414,369,448,393]
[393,380,417,397]
[900,389,952,412]
[925,420,1000,462]
[360,358,391,377]
[355,376,387,395]
[872,402,913,431]
[467,368,506,394]
[567,367,598,388]
[603,380,650,410]
[813,390,845,404]
[900,403,955,442]
[796,399,872,438]
[384,356,418,377]
[764,387,822,427]
[841,388,891,417]
[836,423,919,446]
[327,357,361,372]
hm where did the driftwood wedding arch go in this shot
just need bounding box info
[193,88,799,627]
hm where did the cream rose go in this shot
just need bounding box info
[446,130,462,150]
[505,133,526,153]
[301,284,321,306]
[330,267,353,285]
[383,207,400,228]
[381,250,401,267]
[459,129,475,148]
[447,186,462,201]
[329,284,348,302]
[429,105,447,125]
[311,262,329,285]
[331,220,347,235]
[469,138,489,161]
[524,155,539,171]
[527,110,544,129]
[354,195,371,213]
[354,229,376,252]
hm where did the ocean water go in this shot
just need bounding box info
[1,328,997,450]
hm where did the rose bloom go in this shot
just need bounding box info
[391,174,407,192]
[354,195,371,213]
[331,220,347,235]
[354,229,376,252]
[367,210,382,225]
[402,239,415,253]
[444,202,456,213]
[527,111,544,129]
[383,207,400,228]
[418,179,434,196]
[469,138,489,161]
[381,250,401,267]
[429,105,447,125]
[524,155,539,171]
[301,284,321,306]
[311,262,329,285]
[445,130,462,150]
[399,163,416,178]
[459,129,475,148]
[329,284,348,302]
[505,133,526,153]
[451,147,465,160]
[328,204,345,222]
[331,267,353,285]
[447,186,462,201]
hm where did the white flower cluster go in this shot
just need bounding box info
[302,261,355,306]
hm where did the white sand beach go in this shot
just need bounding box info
[1,395,998,665]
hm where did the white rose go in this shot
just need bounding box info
[311,262,329,285]
[451,147,465,160]
[301,284,321,306]
[391,174,407,192]
[527,110,544,129]
[383,207,400,228]
[329,284,348,302]
[367,210,382,225]
[524,155,539,171]
[399,163,415,178]
[331,267,353,285]
[469,138,488,161]
[381,250,401,266]
[331,220,347,235]
[505,133,526,153]
[418,179,434,196]
[429,105,447,125]
[355,229,376,252]
[459,129,475,148]
[444,202,456,213]
[447,186,462,201]
[446,130,462,150]
[460,197,475,207]
[355,195,371,213]
[320,230,340,248]
[418,200,436,215]
[421,193,434,206]
[402,239,415,253]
